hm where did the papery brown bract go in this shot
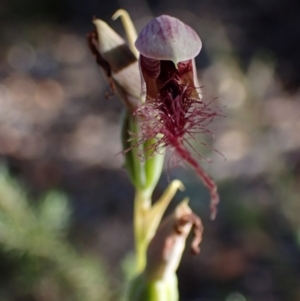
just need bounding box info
[146,202,203,280]
[88,18,141,112]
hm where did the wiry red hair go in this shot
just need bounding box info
[135,59,222,219]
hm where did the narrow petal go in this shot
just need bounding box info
[112,9,139,58]
[139,55,161,99]
[178,59,201,100]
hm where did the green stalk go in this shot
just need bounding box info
[134,188,152,273]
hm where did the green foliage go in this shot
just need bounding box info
[0,167,111,301]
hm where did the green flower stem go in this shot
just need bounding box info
[134,188,152,273]
[128,273,178,301]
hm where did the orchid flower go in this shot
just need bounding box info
[134,15,221,219]
[88,9,203,270]
[88,11,219,301]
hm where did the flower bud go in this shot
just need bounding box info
[88,18,141,111]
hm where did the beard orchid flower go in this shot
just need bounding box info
[135,15,221,219]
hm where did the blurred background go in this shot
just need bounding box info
[0,0,300,300]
